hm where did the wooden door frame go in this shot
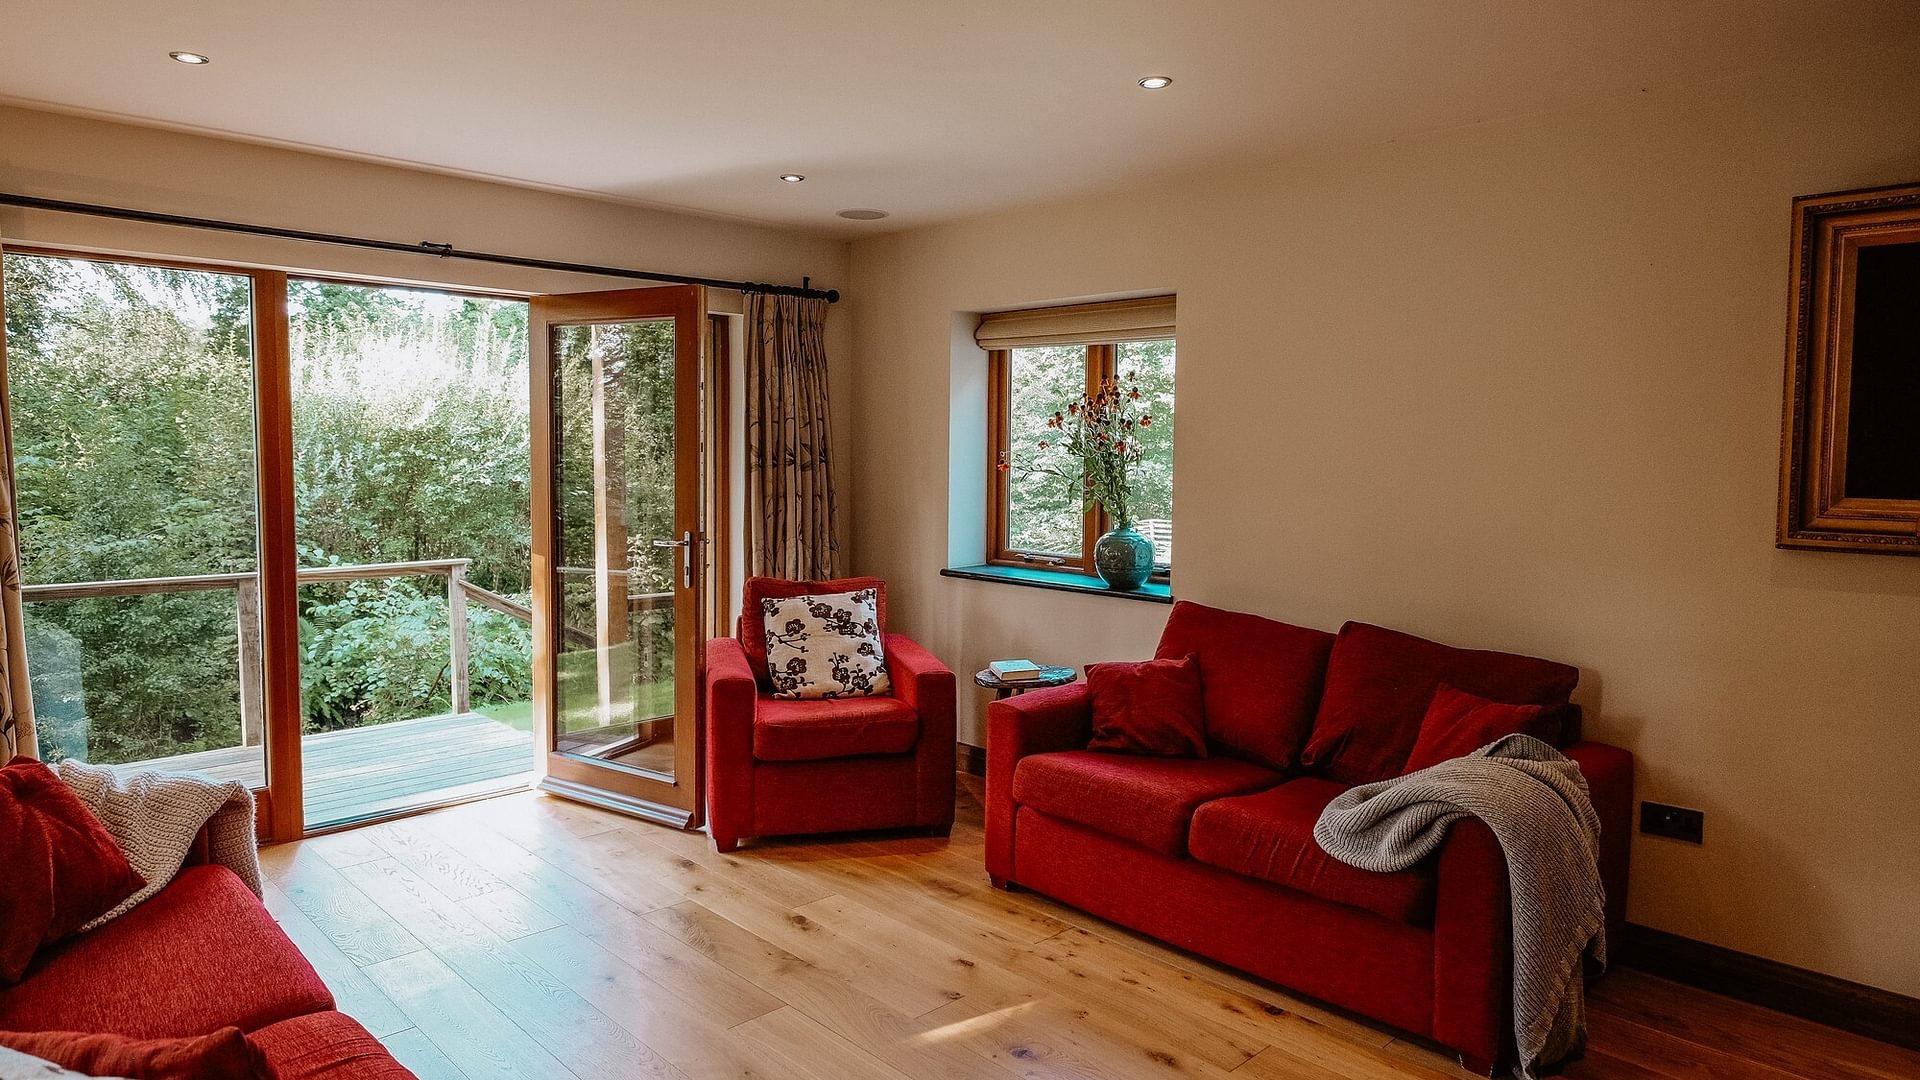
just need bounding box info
[529,284,707,828]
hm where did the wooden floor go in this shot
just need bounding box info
[257,777,1920,1080]
[118,712,533,828]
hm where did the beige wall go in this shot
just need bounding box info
[845,38,1920,996]
[0,104,855,566]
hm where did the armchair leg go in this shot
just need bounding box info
[928,824,953,838]
[989,875,1015,891]
[711,834,740,853]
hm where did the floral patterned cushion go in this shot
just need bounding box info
[760,589,892,699]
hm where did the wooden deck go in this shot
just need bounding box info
[111,712,534,828]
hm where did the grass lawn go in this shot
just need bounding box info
[474,648,673,736]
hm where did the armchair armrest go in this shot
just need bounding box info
[984,681,1093,884]
[705,637,761,850]
[885,634,957,830]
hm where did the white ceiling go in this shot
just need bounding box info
[4,1,1918,237]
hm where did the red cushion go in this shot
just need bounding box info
[1085,656,1208,757]
[0,865,334,1036]
[248,1011,416,1080]
[1153,601,1334,771]
[738,576,887,689]
[1302,622,1579,784]
[1402,684,1558,774]
[753,695,919,761]
[0,1027,269,1079]
[1189,779,1438,926]
[1010,750,1280,856]
[0,756,146,984]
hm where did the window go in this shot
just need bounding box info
[980,297,1176,577]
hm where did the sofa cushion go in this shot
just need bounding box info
[1401,684,1558,774]
[249,1011,417,1080]
[1153,601,1334,772]
[1189,779,1438,925]
[1302,622,1579,785]
[1010,750,1281,856]
[1085,656,1208,758]
[738,576,887,691]
[0,865,333,1037]
[0,1026,269,1080]
[0,756,147,984]
[753,695,919,761]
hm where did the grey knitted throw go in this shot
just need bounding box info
[1312,734,1604,1079]
[57,758,263,930]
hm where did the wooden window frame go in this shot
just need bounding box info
[987,341,1169,579]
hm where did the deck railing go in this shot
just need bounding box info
[19,559,673,750]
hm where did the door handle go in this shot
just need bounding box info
[652,532,696,588]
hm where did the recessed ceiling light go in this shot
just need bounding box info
[779,173,806,183]
[168,51,211,65]
[1137,75,1172,90]
[836,208,889,221]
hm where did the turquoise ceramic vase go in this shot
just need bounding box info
[1093,521,1155,591]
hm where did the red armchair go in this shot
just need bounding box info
[705,576,956,851]
[985,602,1633,1076]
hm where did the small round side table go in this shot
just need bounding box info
[973,665,1077,700]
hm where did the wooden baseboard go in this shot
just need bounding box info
[957,742,986,777]
[1618,923,1920,1051]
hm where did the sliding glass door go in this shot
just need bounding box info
[3,252,716,836]
[531,286,705,825]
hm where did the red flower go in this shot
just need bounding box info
[1139,415,1152,427]
[1067,402,1078,415]
[1114,440,1127,453]
[1128,389,1141,401]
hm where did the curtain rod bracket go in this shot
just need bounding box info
[419,241,454,257]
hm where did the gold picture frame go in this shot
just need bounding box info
[1778,181,1920,555]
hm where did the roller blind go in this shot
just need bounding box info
[974,295,1176,349]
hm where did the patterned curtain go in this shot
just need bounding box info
[0,247,36,759]
[744,293,838,580]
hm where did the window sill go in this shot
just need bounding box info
[940,564,1173,604]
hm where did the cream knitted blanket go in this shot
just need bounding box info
[56,758,263,930]
[1312,734,1605,1079]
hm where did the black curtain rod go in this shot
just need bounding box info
[0,191,840,302]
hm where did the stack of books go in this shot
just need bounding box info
[988,658,1043,683]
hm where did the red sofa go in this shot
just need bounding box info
[986,601,1633,1076]
[0,854,413,1078]
[706,576,956,851]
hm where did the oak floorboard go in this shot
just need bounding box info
[642,898,1022,1080]
[362,950,573,1080]
[257,780,1909,1080]
[261,843,425,967]
[261,882,413,1038]
[377,1028,469,1080]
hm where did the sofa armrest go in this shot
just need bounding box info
[1431,738,1635,1074]
[984,681,1093,884]
[1564,740,1634,941]
[705,637,761,849]
[885,634,957,830]
[1432,817,1510,1075]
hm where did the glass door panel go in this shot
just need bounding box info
[1,251,266,785]
[532,287,702,824]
